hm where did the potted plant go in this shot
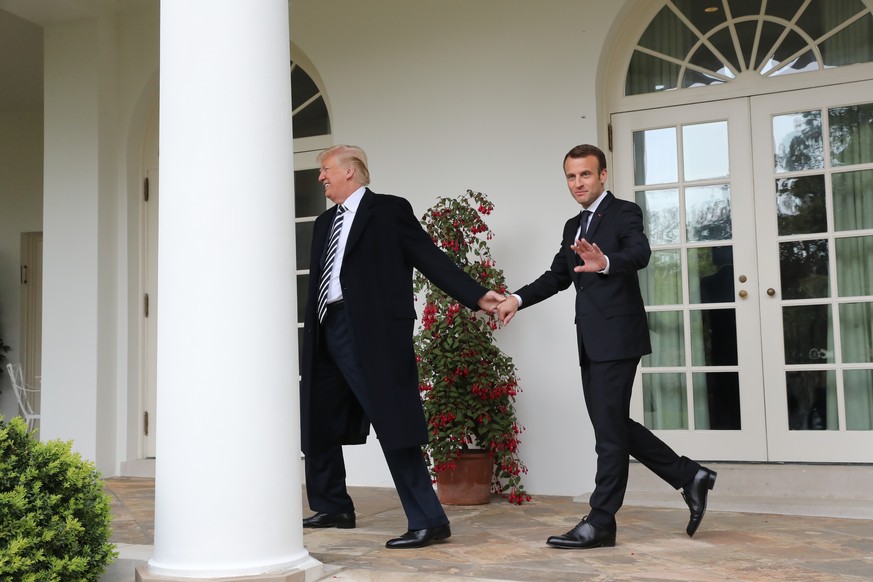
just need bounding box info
[414,190,530,505]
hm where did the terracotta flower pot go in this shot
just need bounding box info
[436,449,493,505]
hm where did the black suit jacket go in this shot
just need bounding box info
[514,192,652,363]
[300,189,489,454]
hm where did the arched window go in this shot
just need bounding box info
[626,0,873,95]
[291,60,330,138]
[289,59,331,363]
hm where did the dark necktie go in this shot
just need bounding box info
[580,210,592,239]
[317,205,346,323]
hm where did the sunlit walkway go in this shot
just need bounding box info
[102,477,873,581]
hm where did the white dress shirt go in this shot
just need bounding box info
[325,186,366,304]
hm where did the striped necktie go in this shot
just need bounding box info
[317,205,346,323]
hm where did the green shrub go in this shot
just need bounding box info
[0,416,117,581]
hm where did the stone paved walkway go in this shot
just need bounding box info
[103,477,873,581]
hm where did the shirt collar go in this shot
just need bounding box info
[582,190,609,216]
[340,186,366,214]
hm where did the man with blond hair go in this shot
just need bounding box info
[300,145,505,548]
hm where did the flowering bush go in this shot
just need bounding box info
[414,190,530,504]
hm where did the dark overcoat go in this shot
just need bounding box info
[300,189,488,454]
[514,192,653,363]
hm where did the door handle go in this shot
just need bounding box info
[738,290,748,298]
[767,288,776,296]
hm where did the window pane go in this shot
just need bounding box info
[691,309,738,366]
[727,0,760,18]
[637,189,680,244]
[643,373,688,430]
[734,21,758,69]
[786,370,837,430]
[296,275,309,322]
[685,184,732,242]
[641,250,682,306]
[672,0,727,35]
[796,0,862,40]
[820,12,873,68]
[780,240,830,299]
[638,5,696,60]
[836,237,873,297]
[682,67,728,89]
[685,44,734,80]
[293,96,331,139]
[626,50,680,96]
[769,49,819,76]
[756,21,788,71]
[839,302,873,363]
[773,111,824,173]
[766,0,806,23]
[688,246,734,304]
[644,311,685,367]
[708,27,742,73]
[776,175,827,235]
[633,128,678,185]
[844,369,873,430]
[829,103,873,167]
[693,372,741,430]
[780,240,831,300]
[291,64,319,111]
[833,170,873,231]
[683,121,729,181]
[294,168,325,217]
[295,221,315,270]
[783,305,834,364]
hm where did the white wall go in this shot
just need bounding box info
[40,6,159,474]
[0,110,43,419]
[291,0,628,496]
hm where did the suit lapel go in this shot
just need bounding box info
[345,188,374,256]
[585,191,614,241]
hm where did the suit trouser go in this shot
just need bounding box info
[305,306,448,530]
[580,351,699,533]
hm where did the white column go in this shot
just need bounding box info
[142,1,317,579]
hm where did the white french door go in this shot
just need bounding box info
[613,100,767,461]
[752,80,873,462]
[612,81,873,463]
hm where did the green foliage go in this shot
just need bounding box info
[414,190,530,504]
[0,416,117,581]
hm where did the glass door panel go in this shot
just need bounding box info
[613,99,767,461]
[752,79,873,461]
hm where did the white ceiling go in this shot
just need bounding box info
[0,0,155,114]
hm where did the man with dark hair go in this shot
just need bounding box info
[300,145,506,549]
[498,144,716,549]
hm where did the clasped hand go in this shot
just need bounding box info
[478,291,518,326]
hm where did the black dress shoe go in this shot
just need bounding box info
[302,511,356,529]
[385,524,451,548]
[546,517,616,549]
[682,466,717,537]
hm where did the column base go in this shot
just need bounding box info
[135,560,322,582]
